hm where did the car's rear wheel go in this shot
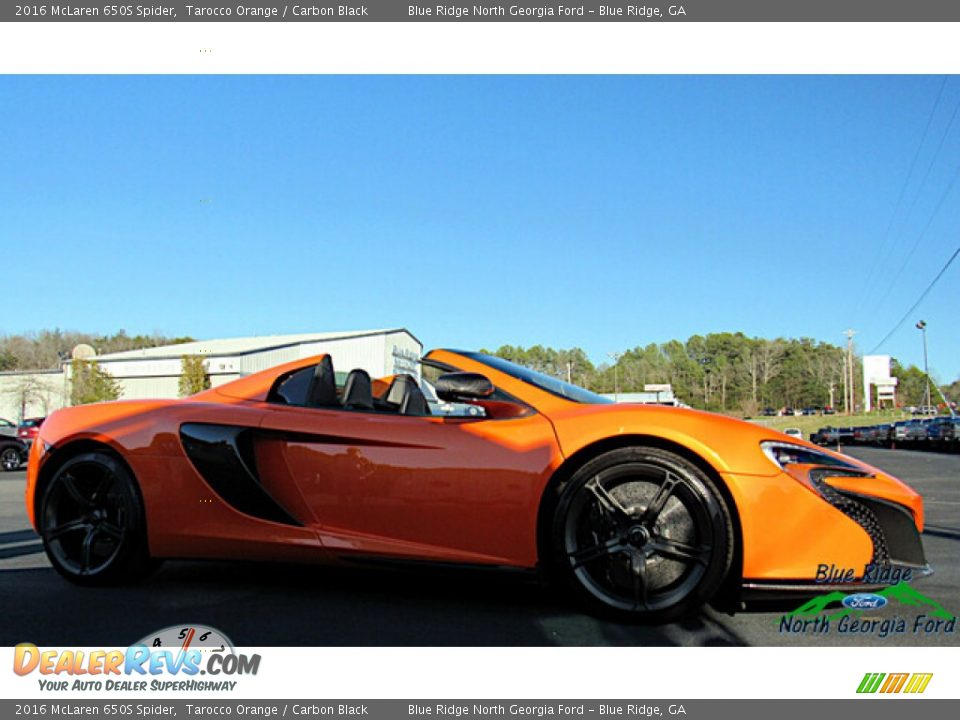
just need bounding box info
[1,446,21,471]
[550,447,734,623]
[40,452,157,585]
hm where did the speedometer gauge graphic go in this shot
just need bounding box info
[135,624,234,655]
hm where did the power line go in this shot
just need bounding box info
[855,76,949,316]
[871,154,960,312]
[869,86,960,310]
[868,245,960,354]
[903,88,960,221]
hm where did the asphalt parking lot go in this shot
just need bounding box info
[0,446,957,647]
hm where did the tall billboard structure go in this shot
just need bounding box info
[863,354,897,411]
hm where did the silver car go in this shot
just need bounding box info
[0,418,18,439]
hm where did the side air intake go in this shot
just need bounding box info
[179,423,300,526]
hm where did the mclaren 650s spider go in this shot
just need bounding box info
[25,349,929,622]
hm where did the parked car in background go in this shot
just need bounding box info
[938,419,960,451]
[783,428,803,440]
[823,406,836,415]
[0,418,18,438]
[0,436,27,471]
[782,407,796,417]
[17,417,45,448]
[801,407,818,416]
[888,421,909,445]
[852,426,881,445]
[804,417,956,453]
[811,426,854,445]
[760,407,777,417]
[926,417,958,449]
[873,424,894,447]
[902,419,929,444]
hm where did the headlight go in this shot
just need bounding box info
[760,441,859,471]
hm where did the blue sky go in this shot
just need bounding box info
[1,75,958,382]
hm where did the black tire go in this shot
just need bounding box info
[548,446,734,623]
[40,452,158,586]
[1,445,22,471]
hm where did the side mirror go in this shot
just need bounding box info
[434,372,495,402]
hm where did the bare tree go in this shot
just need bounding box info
[3,374,59,419]
[756,340,786,402]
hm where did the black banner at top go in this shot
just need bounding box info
[5,0,960,22]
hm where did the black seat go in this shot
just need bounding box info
[341,369,374,411]
[382,374,431,416]
[400,384,430,416]
[306,355,338,408]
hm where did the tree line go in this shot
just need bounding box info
[0,329,194,372]
[485,333,955,414]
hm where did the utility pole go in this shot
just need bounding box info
[844,329,857,415]
[841,357,848,415]
[58,351,70,411]
[916,320,931,410]
[608,352,622,401]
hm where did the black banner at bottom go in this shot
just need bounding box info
[2,700,957,720]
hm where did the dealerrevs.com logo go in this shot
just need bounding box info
[13,625,260,692]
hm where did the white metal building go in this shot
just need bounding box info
[0,329,422,421]
[602,384,684,407]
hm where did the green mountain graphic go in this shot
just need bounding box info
[785,582,954,621]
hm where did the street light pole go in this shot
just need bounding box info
[916,320,931,410]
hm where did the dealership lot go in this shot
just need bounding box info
[0,446,957,647]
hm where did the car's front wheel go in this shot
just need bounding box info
[550,446,734,623]
[40,452,157,585]
[1,446,22,471]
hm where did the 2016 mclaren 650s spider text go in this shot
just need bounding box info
[25,349,929,621]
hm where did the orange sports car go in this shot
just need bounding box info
[25,349,928,621]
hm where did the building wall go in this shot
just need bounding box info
[111,376,184,401]
[383,330,423,377]
[296,335,390,377]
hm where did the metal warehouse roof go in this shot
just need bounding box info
[96,328,419,361]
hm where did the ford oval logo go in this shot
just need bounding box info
[842,593,888,610]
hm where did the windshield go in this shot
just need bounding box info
[460,351,613,405]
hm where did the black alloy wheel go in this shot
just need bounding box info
[1,446,22,471]
[41,452,155,585]
[551,447,733,622]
